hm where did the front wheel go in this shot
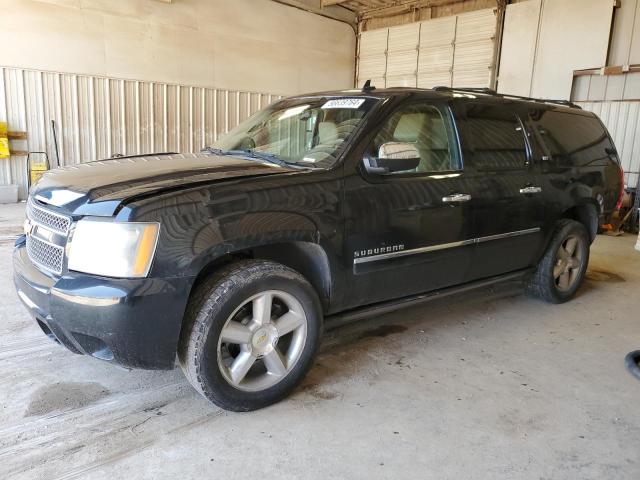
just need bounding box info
[178,260,323,411]
[528,219,590,303]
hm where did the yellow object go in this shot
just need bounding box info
[28,152,50,186]
[0,122,9,159]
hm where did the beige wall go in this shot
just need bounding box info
[609,0,640,66]
[0,0,356,95]
[498,0,614,99]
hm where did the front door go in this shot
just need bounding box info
[342,99,478,309]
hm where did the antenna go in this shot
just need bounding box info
[362,79,375,92]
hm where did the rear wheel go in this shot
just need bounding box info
[528,219,590,303]
[179,260,322,411]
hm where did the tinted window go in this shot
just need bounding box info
[373,103,460,174]
[528,109,610,167]
[464,104,528,170]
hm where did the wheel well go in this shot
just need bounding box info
[561,203,598,242]
[186,242,331,313]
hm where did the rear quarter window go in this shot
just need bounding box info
[528,109,612,167]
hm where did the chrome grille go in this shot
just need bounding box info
[25,199,71,275]
[26,235,64,274]
[27,200,71,234]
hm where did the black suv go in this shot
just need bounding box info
[13,86,623,411]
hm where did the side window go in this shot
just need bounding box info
[528,109,610,167]
[464,104,528,170]
[373,103,460,174]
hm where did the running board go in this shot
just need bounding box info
[325,268,534,330]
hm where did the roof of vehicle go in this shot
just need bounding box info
[289,85,583,111]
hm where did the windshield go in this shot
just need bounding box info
[210,97,378,169]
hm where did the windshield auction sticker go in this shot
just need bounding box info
[322,98,366,109]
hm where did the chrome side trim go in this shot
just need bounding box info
[353,227,541,265]
[354,239,475,265]
[475,227,541,244]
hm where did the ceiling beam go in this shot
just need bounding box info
[272,0,357,28]
[321,0,351,5]
[359,0,492,18]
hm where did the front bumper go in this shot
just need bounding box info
[13,239,194,370]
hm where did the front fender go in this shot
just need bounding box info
[185,214,320,277]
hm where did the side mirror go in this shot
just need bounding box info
[363,142,421,174]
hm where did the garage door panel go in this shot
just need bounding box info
[454,39,494,70]
[418,45,453,71]
[417,70,452,89]
[419,16,456,47]
[455,9,497,43]
[452,67,492,88]
[358,56,387,79]
[388,23,419,52]
[359,29,389,57]
[386,74,417,88]
[387,50,418,75]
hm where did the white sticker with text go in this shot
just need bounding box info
[321,98,365,109]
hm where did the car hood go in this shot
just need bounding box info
[30,152,296,216]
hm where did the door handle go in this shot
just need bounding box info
[442,193,472,203]
[519,186,542,194]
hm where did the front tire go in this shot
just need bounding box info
[179,260,323,411]
[528,219,590,303]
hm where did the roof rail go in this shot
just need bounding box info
[433,86,582,109]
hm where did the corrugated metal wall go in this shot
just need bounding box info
[357,8,497,89]
[578,100,640,189]
[574,71,640,189]
[0,67,284,200]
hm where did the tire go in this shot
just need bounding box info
[178,260,323,411]
[528,219,590,304]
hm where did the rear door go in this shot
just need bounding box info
[456,101,546,280]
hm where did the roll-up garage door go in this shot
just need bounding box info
[357,28,388,89]
[357,8,497,89]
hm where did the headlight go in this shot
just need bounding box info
[68,219,160,278]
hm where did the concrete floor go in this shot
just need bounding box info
[0,203,638,480]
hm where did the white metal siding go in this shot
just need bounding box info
[357,8,497,90]
[0,67,283,200]
[573,71,640,189]
[579,100,640,189]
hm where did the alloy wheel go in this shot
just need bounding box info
[553,235,584,292]
[216,290,308,392]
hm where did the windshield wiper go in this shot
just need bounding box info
[202,147,232,156]
[204,147,313,169]
[228,149,309,169]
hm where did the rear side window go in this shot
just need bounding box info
[528,109,611,167]
[463,104,528,170]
